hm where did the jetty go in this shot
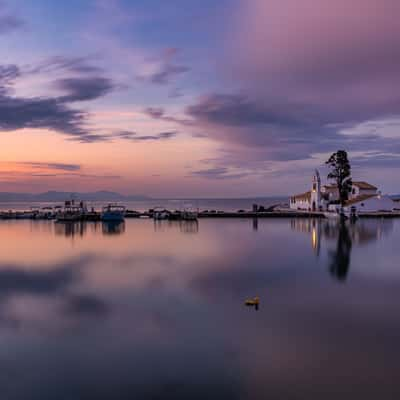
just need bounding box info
[1,207,400,221]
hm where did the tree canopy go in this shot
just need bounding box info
[326,150,352,206]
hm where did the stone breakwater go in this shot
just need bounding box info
[1,208,400,220]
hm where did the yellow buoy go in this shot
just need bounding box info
[245,296,259,306]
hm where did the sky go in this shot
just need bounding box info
[1,0,400,197]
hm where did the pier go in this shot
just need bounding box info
[1,208,400,221]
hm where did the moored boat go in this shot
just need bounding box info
[153,207,170,220]
[56,200,86,222]
[182,208,198,221]
[101,204,126,222]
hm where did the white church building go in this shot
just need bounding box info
[289,171,394,213]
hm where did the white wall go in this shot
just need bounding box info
[350,186,377,199]
[344,195,394,212]
[290,199,310,210]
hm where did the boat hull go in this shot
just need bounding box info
[101,211,125,222]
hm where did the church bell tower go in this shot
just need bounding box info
[311,170,321,211]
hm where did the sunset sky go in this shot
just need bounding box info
[1,0,400,197]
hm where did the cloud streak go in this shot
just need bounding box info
[56,76,116,102]
[18,162,81,171]
[190,167,249,180]
[138,47,189,85]
[28,55,103,75]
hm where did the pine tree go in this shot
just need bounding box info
[326,150,352,206]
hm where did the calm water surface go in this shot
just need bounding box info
[0,218,399,399]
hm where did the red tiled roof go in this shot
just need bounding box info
[292,191,311,201]
[352,181,377,190]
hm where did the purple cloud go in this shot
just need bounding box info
[190,167,249,180]
[149,64,189,85]
[18,162,81,171]
[167,0,400,167]
[0,62,117,142]
[56,76,116,102]
[138,47,189,85]
[0,94,87,136]
[69,130,177,144]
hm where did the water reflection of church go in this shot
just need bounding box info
[291,218,393,250]
[290,218,394,281]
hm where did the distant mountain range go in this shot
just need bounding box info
[0,191,151,202]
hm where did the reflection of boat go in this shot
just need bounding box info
[102,221,125,235]
[54,221,87,237]
[179,220,199,234]
[101,204,125,221]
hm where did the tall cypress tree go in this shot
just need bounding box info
[325,150,352,206]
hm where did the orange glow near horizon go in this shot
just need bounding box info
[0,124,222,196]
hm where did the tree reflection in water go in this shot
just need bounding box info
[291,217,394,283]
[329,220,352,282]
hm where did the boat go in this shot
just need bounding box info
[38,207,56,220]
[153,207,170,220]
[56,200,86,222]
[101,204,125,222]
[15,211,36,219]
[125,209,141,218]
[168,210,183,220]
[0,210,15,220]
[181,207,198,221]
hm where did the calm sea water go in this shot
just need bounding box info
[0,217,399,399]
